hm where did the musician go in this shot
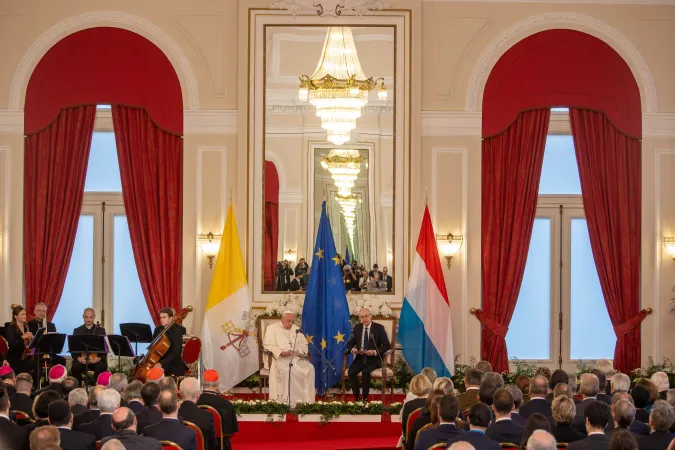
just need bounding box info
[26,302,66,367]
[4,305,34,375]
[151,308,187,377]
[71,308,108,383]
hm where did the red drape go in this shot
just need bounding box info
[264,161,279,291]
[479,109,550,373]
[570,108,644,372]
[24,106,96,321]
[112,106,183,326]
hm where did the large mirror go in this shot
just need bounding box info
[262,24,395,294]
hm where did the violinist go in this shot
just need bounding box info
[4,305,34,375]
[27,302,66,367]
[71,308,108,383]
[152,307,187,377]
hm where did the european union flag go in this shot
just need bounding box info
[345,246,351,265]
[303,201,352,395]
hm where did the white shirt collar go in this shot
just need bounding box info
[439,422,456,426]
[589,431,605,436]
[530,397,546,401]
[0,414,8,420]
[584,397,597,401]
[495,417,512,422]
[57,426,71,430]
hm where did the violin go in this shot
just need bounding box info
[80,321,102,363]
[132,306,192,382]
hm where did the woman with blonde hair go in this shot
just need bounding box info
[433,377,455,395]
[551,396,584,443]
[421,367,438,385]
[400,374,432,445]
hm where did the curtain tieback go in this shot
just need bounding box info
[613,309,652,337]
[471,308,509,339]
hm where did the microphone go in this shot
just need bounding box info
[370,333,384,367]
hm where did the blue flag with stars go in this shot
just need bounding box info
[302,201,352,395]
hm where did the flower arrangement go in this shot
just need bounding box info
[631,357,675,387]
[261,293,304,323]
[231,399,403,423]
[232,399,291,419]
[502,359,539,385]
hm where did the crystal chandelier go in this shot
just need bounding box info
[299,27,387,145]
[336,193,360,249]
[321,149,364,196]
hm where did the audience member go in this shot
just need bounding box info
[568,373,579,398]
[32,365,67,399]
[450,442,478,450]
[546,370,570,404]
[520,376,552,419]
[61,376,80,399]
[650,372,669,401]
[515,376,531,405]
[591,370,611,404]
[158,376,177,393]
[100,407,162,450]
[594,360,615,395]
[124,380,144,414]
[12,374,34,417]
[567,401,610,450]
[79,388,120,440]
[179,377,217,450]
[48,400,96,450]
[101,439,126,450]
[0,387,28,450]
[434,377,455,395]
[29,425,60,450]
[484,373,504,390]
[406,389,445,450]
[402,374,432,442]
[631,386,652,424]
[0,367,16,400]
[448,403,501,450]
[666,389,675,433]
[197,369,237,450]
[525,430,557,450]
[422,367,438,386]
[136,382,162,434]
[414,394,465,450]
[611,374,631,394]
[479,381,498,407]
[637,400,675,450]
[520,413,552,450]
[609,429,638,450]
[28,391,62,431]
[606,392,649,437]
[536,367,552,382]
[634,379,659,411]
[571,373,600,433]
[146,367,164,383]
[96,372,112,387]
[74,385,103,430]
[605,399,637,440]
[507,385,525,425]
[553,383,573,400]
[143,390,197,450]
[476,361,493,374]
[459,369,483,411]
[108,373,129,407]
[486,388,524,444]
[68,388,89,418]
[551,396,584,444]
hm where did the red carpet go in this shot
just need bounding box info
[232,419,400,449]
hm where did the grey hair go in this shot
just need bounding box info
[68,388,88,407]
[98,388,121,413]
[567,372,578,393]
[101,439,126,450]
[651,372,670,392]
[109,373,128,394]
[179,377,201,400]
[666,389,675,408]
[526,430,557,450]
[506,385,524,409]
[650,400,674,432]
[593,359,615,377]
[580,373,599,397]
[483,372,504,389]
[611,373,631,393]
[614,399,636,428]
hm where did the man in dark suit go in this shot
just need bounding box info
[197,370,238,450]
[11,374,34,417]
[78,388,120,441]
[605,399,641,441]
[519,375,552,419]
[0,387,28,450]
[48,400,96,450]
[346,308,391,401]
[414,394,465,450]
[288,273,304,292]
[506,385,525,425]
[458,368,483,412]
[73,386,102,431]
[637,400,675,450]
[179,377,217,450]
[152,307,188,377]
[591,370,611,405]
[26,302,66,368]
[143,390,197,450]
[68,387,90,418]
[101,407,162,450]
[71,308,108,383]
[567,401,611,450]
[546,370,571,404]
[604,392,650,436]
[136,382,162,434]
[382,267,393,292]
[32,365,67,399]
[448,403,501,450]
[125,380,145,414]
[368,264,383,280]
[486,388,524,445]
[572,373,601,434]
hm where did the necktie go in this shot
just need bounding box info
[362,326,369,352]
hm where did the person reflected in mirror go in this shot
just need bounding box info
[343,265,360,293]
[383,267,393,292]
[288,273,304,292]
[294,258,308,277]
[275,260,293,291]
[368,263,383,280]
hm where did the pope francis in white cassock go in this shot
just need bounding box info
[263,311,316,405]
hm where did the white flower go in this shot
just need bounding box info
[318,401,323,405]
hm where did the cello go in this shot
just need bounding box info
[132,305,192,381]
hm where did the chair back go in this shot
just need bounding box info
[500,444,519,449]
[0,336,8,357]
[429,444,447,449]
[184,421,204,450]
[406,407,423,442]
[11,410,33,424]
[161,441,183,450]
[257,316,280,369]
[182,337,202,364]
[418,423,433,434]
[372,317,397,365]
[95,441,101,450]
[199,404,224,438]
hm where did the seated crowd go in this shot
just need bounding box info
[0,364,237,450]
[400,360,675,450]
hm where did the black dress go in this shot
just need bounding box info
[4,323,34,375]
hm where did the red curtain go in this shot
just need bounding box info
[112,106,182,325]
[24,106,96,320]
[570,108,643,372]
[264,161,279,290]
[479,109,550,373]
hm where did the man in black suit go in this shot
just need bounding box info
[486,388,524,445]
[605,399,640,440]
[458,369,483,412]
[11,374,34,417]
[179,377,217,450]
[125,380,145,414]
[27,302,66,368]
[48,400,96,450]
[572,373,600,434]
[71,308,108,383]
[136,382,162,434]
[637,400,675,450]
[73,386,102,431]
[152,307,188,377]
[0,387,28,450]
[519,375,552,419]
[101,407,162,450]
[382,267,393,292]
[567,401,611,450]
[605,392,650,436]
[143,390,197,450]
[78,388,120,441]
[197,369,238,450]
[288,273,304,292]
[368,264,383,280]
[32,365,67,399]
[414,394,465,450]
[506,385,525,425]
[346,308,391,401]
[448,403,501,450]
[546,370,571,404]
[68,388,90,419]
[591,370,611,405]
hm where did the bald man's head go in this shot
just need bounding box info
[358,308,372,326]
[179,377,201,402]
[449,442,476,450]
[111,407,135,432]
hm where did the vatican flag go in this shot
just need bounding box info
[201,204,258,391]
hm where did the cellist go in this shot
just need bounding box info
[152,307,187,376]
[4,305,34,375]
[71,308,108,382]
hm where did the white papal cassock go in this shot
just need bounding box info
[263,321,315,405]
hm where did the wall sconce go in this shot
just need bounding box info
[197,232,222,269]
[436,233,463,268]
[284,249,297,262]
[664,237,675,264]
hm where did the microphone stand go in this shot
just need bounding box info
[369,334,386,403]
[287,329,300,408]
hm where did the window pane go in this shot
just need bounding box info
[53,215,94,353]
[84,132,122,192]
[506,218,551,360]
[113,216,154,335]
[571,218,615,360]
[539,135,581,195]
[551,107,569,112]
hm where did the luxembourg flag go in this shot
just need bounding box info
[399,206,454,376]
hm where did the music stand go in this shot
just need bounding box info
[106,335,135,372]
[34,332,66,388]
[120,323,153,356]
[68,335,107,390]
[26,328,46,388]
